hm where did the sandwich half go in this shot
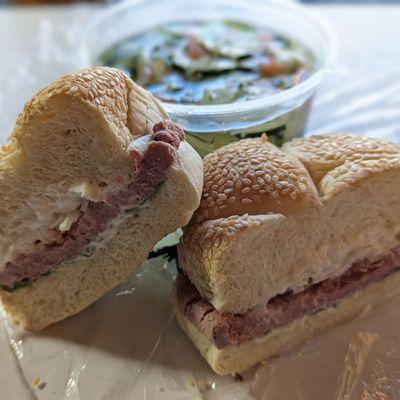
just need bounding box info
[174,134,400,375]
[0,67,203,331]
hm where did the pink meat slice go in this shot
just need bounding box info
[176,246,400,348]
[0,121,185,289]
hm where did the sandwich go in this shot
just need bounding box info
[0,67,203,331]
[173,134,400,375]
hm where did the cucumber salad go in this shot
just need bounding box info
[101,20,316,106]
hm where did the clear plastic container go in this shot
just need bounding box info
[80,0,337,156]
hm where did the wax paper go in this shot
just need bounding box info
[2,4,400,400]
[3,257,400,400]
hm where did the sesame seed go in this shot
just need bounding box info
[264,175,272,183]
[241,198,252,205]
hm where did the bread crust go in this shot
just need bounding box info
[283,134,400,192]
[193,135,321,223]
[0,68,203,330]
[14,67,167,143]
[173,268,400,375]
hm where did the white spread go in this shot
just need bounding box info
[0,182,106,271]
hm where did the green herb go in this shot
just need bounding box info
[1,278,30,292]
[82,245,96,258]
[0,268,54,292]
[223,20,254,31]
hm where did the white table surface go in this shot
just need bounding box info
[1,4,400,399]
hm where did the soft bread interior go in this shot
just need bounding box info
[0,68,167,268]
[179,170,400,314]
[1,142,202,331]
[173,268,400,375]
